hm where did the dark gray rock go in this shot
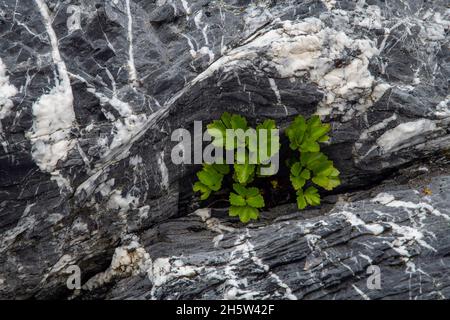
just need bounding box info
[0,0,449,299]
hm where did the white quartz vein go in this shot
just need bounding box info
[0,58,18,149]
[125,0,138,85]
[27,0,76,173]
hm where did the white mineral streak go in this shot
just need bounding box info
[0,59,17,124]
[191,17,387,117]
[148,225,296,300]
[69,72,149,164]
[339,211,385,235]
[355,113,398,158]
[107,189,139,211]
[157,151,169,190]
[421,11,450,41]
[352,284,370,300]
[194,208,236,234]
[0,58,18,151]
[191,10,214,63]
[322,0,336,10]
[371,192,395,205]
[27,0,76,172]
[148,257,199,288]
[224,231,296,300]
[181,0,191,15]
[372,192,450,222]
[0,204,36,252]
[83,240,151,291]
[107,114,148,159]
[376,119,437,153]
[435,95,450,118]
[371,192,449,257]
[125,0,138,84]
[354,5,382,29]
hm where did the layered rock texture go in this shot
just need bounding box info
[0,0,449,299]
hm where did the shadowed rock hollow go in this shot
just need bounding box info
[0,0,449,299]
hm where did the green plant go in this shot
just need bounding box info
[207,112,248,150]
[193,163,230,200]
[192,112,340,223]
[229,183,265,223]
[193,113,278,223]
[286,115,341,209]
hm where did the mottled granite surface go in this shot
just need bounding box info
[0,0,449,299]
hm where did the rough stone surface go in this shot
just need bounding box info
[0,0,449,299]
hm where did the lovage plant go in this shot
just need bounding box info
[193,112,279,222]
[192,112,340,223]
[286,115,341,209]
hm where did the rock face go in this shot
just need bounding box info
[0,0,449,299]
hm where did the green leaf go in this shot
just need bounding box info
[290,175,306,190]
[220,112,232,129]
[234,162,256,185]
[307,115,322,128]
[300,139,320,153]
[230,114,247,130]
[257,119,276,131]
[248,119,280,163]
[233,183,248,196]
[310,159,341,190]
[229,206,259,223]
[301,152,328,169]
[212,163,230,175]
[328,177,341,189]
[311,160,333,176]
[246,194,265,208]
[197,172,218,191]
[197,165,223,191]
[311,175,328,189]
[304,186,320,206]
[318,135,330,142]
[229,206,240,217]
[207,113,248,150]
[290,162,302,176]
[193,182,212,200]
[229,192,246,206]
[312,175,341,191]
[309,123,330,141]
[285,115,307,150]
[207,120,227,148]
[296,189,307,210]
[246,187,260,197]
[290,163,311,190]
[300,169,311,179]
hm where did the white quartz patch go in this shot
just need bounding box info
[83,240,151,291]
[149,257,200,287]
[376,119,437,153]
[27,86,76,172]
[107,189,139,211]
[27,0,76,172]
[339,211,385,235]
[354,5,382,29]
[106,114,148,161]
[371,192,395,205]
[157,151,169,190]
[435,95,450,118]
[192,17,387,116]
[125,0,138,85]
[0,59,18,122]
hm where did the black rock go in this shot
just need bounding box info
[0,0,449,300]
